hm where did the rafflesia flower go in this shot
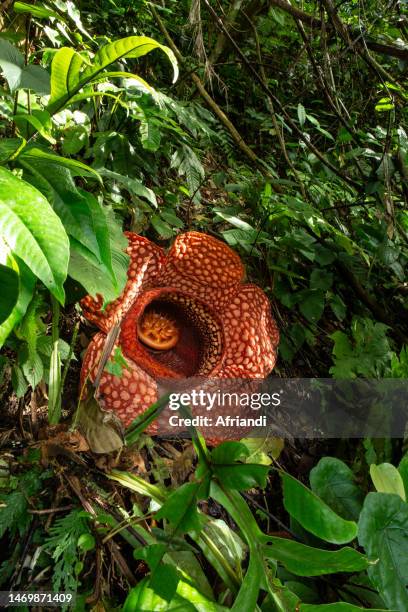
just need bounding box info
[80,232,279,438]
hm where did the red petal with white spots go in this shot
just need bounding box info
[81,233,166,332]
[80,332,159,430]
[219,284,279,378]
[157,232,244,311]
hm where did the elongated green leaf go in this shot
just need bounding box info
[300,604,389,611]
[263,537,369,576]
[370,463,406,500]
[310,457,364,521]
[48,47,85,111]
[398,454,408,499]
[18,146,102,183]
[0,257,36,348]
[0,264,19,325]
[0,168,69,303]
[297,103,306,127]
[358,492,408,611]
[47,36,178,115]
[231,552,263,611]
[281,472,358,544]
[14,1,60,19]
[81,36,178,85]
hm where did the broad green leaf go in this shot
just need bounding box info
[281,472,358,544]
[298,289,325,322]
[310,457,364,521]
[370,463,406,500]
[211,441,249,464]
[0,264,19,325]
[263,536,369,576]
[20,159,111,278]
[213,463,269,491]
[210,442,269,490]
[0,39,50,94]
[0,167,69,304]
[149,563,180,603]
[155,482,203,534]
[358,492,408,610]
[0,137,26,163]
[123,576,224,612]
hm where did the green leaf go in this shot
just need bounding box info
[61,124,89,155]
[297,103,306,127]
[14,113,56,144]
[77,533,95,552]
[398,454,408,500]
[0,137,26,163]
[213,464,269,491]
[263,536,369,576]
[11,364,28,397]
[20,159,115,285]
[211,441,249,464]
[310,269,333,291]
[48,47,84,112]
[0,257,36,348]
[123,576,223,612]
[47,36,178,114]
[210,441,269,490]
[358,492,408,611]
[149,563,180,602]
[281,472,358,544]
[0,265,19,325]
[155,482,203,534]
[310,457,364,521]
[0,39,50,94]
[98,168,157,207]
[298,289,325,322]
[300,604,389,611]
[19,146,102,183]
[14,2,60,19]
[370,463,406,501]
[68,208,128,302]
[330,294,347,321]
[0,167,69,304]
[82,36,178,85]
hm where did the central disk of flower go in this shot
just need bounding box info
[137,311,180,351]
[120,289,226,379]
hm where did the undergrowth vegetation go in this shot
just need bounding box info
[0,0,407,610]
